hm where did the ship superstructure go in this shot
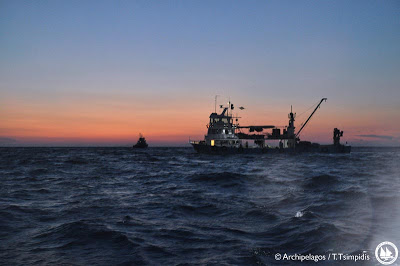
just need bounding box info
[133,133,148,149]
[204,102,240,148]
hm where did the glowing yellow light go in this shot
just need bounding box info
[211,140,215,146]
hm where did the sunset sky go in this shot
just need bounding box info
[1,0,399,146]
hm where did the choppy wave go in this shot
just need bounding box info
[0,147,399,265]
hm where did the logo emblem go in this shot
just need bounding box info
[375,241,398,265]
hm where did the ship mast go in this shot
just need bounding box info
[214,95,219,113]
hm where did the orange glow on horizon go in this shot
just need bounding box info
[1,97,399,146]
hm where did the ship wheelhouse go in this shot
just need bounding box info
[204,107,241,147]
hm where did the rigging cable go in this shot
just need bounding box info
[297,100,324,130]
[296,100,320,119]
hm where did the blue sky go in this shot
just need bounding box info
[0,0,399,146]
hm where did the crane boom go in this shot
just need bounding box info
[296,98,327,138]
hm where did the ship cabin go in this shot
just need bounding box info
[205,107,241,147]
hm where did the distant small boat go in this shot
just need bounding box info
[133,134,148,148]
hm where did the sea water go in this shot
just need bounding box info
[0,147,399,265]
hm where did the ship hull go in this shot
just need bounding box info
[132,144,148,149]
[191,143,350,154]
[191,143,291,154]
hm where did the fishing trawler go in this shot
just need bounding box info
[133,134,148,149]
[190,97,351,154]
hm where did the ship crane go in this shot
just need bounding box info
[295,98,327,138]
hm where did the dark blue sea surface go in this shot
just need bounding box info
[1,147,399,265]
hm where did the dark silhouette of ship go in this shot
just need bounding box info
[190,97,351,154]
[133,134,148,148]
